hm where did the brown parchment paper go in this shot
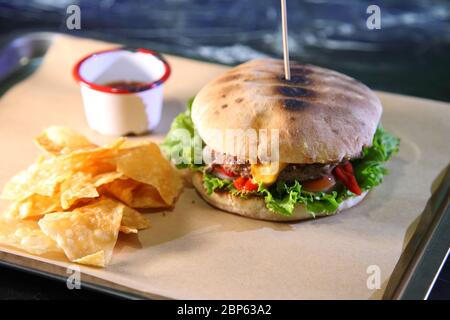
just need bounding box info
[0,35,449,299]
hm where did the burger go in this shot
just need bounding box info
[162,59,399,221]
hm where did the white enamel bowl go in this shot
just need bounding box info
[73,48,171,135]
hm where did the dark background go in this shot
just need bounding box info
[1,0,449,101]
[0,0,449,299]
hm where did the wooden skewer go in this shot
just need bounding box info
[280,0,290,80]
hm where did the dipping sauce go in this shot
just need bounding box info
[103,81,149,92]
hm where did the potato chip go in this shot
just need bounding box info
[0,155,49,200]
[83,161,117,177]
[130,184,167,208]
[38,197,123,265]
[119,226,138,234]
[92,172,123,187]
[101,178,140,205]
[118,139,148,149]
[1,136,124,202]
[62,138,125,175]
[1,165,39,201]
[73,250,105,268]
[1,157,69,200]
[0,217,62,255]
[0,127,184,267]
[34,126,96,155]
[121,206,150,231]
[60,172,99,209]
[116,143,182,205]
[4,194,62,220]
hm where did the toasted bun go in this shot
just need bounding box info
[192,59,382,164]
[192,172,368,222]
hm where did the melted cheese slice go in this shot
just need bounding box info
[251,163,287,186]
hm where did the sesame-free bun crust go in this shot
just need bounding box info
[191,59,382,164]
[192,172,368,222]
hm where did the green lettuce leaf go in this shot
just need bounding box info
[160,98,204,170]
[202,175,341,217]
[352,125,400,190]
[258,181,340,217]
[258,181,302,216]
[203,173,233,195]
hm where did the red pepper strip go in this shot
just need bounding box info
[333,162,362,195]
[244,178,259,192]
[233,177,258,192]
[343,161,354,174]
[233,177,246,190]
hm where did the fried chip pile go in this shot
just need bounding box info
[0,127,183,267]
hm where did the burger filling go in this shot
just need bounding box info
[162,98,400,217]
[207,162,338,191]
[206,159,362,198]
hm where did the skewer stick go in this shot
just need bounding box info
[280,0,290,80]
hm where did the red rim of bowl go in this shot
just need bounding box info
[72,47,171,94]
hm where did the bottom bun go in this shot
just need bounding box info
[192,172,368,222]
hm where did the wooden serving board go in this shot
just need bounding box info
[0,35,449,299]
